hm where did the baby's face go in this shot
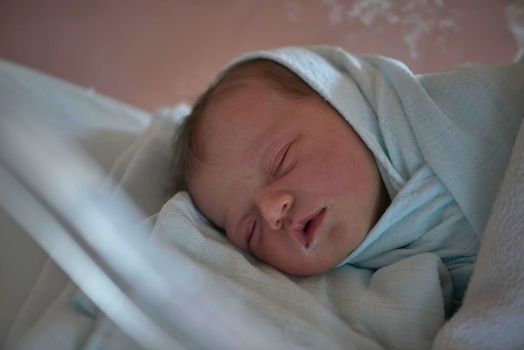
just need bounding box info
[189,79,387,276]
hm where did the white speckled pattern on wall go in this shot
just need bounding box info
[0,0,519,111]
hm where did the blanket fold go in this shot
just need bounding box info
[7,46,524,350]
[232,46,524,305]
[9,107,453,350]
[433,116,524,350]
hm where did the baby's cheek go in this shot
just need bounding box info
[292,162,330,196]
[314,151,355,190]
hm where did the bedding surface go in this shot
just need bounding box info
[0,58,150,348]
[12,105,524,350]
[5,47,524,349]
[433,100,524,350]
[9,108,452,350]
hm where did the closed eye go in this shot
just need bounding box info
[245,217,257,252]
[272,140,295,177]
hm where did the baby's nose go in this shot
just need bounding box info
[257,190,294,230]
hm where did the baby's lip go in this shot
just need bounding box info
[290,207,327,248]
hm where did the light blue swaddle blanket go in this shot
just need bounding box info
[232,46,524,305]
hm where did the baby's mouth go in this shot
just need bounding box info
[294,207,327,248]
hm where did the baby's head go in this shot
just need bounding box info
[172,59,389,276]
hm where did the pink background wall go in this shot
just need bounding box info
[0,0,519,111]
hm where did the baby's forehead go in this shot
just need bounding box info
[209,77,275,110]
[201,80,278,134]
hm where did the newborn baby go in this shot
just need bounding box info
[171,46,522,306]
[173,59,390,276]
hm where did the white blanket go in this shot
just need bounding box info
[9,109,452,350]
[433,119,524,349]
[6,49,524,348]
[0,58,149,349]
[231,47,523,308]
[13,108,524,350]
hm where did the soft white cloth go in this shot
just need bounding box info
[151,192,452,350]
[0,58,150,349]
[231,47,524,306]
[433,116,524,349]
[507,0,524,62]
[77,106,454,349]
[10,106,452,350]
[105,105,190,219]
[7,46,524,349]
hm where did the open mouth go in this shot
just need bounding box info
[298,207,327,248]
